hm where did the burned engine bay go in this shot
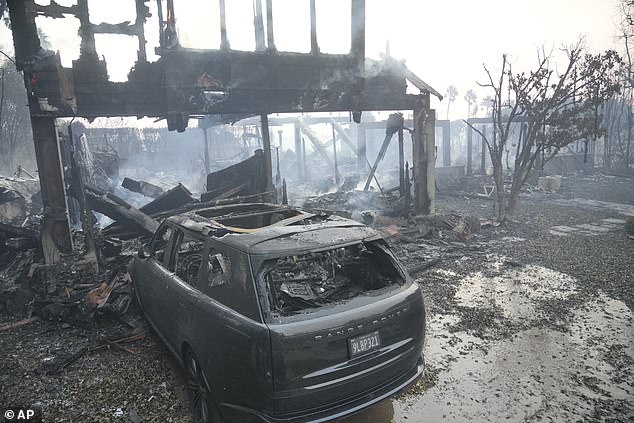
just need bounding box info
[262,241,405,316]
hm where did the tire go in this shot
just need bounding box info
[185,350,220,423]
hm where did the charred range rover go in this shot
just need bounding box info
[130,203,425,423]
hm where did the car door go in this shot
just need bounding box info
[191,242,272,414]
[134,223,176,338]
[158,228,207,355]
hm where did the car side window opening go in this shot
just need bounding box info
[170,231,205,289]
[261,241,405,317]
[150,225,173,263]
[207,249,232,289]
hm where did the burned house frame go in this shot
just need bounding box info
[6,0,438,263]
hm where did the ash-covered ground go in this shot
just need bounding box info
[1,173,633,422]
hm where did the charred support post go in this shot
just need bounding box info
[296,119,336,171]
[294,124,303,178]
[219,0,230,50]
[466,122,473,176]
[260,114,274,191]
[32,117,73,263]
[77,0,97,58]
[156,0,165,47]
[356,123,367,172]
[265,0,276,52]
[254,0,266,52]
[440,120,451,166]
[135,0,148,61]
[329,118,358,154]
[413,108,436,214]
[310,0,319,55]
[398,126,405,196]
[481,125,487,174]
[68,124,98,271]
[302,138,307,179]
[351,0,365,61]
[6,0,40,69]
[202,128,211,175]
[332,129,339,183]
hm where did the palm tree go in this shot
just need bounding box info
[480,95,494,118]
[445,86,458,119]
[464,89,478,118]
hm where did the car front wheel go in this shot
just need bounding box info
[185,350,219,423]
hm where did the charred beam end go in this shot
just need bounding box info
[121,177,165,199]
[84,184,159,235]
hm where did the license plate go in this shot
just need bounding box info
[348,331,381,358]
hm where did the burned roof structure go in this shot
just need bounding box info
[6,0,439,263]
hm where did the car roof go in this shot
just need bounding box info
[164,203,381,255]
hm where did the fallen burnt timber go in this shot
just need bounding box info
[121,177,164,199]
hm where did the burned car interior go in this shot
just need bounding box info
[261,242,406,317]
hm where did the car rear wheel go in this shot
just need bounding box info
[185,350,219,423]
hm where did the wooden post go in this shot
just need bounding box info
[351,0,365,62]
[310,0,319,55]
[219,0,230,50]
[31,117,73,263]
[356,123,366,172]
[254,0,265,52]
[332,124,340,184]
[413,108,436,214]
[398,126,405,196]
[265,0,276,52]
[302,137,307,179]
[442,120,451,166]
[467,121,473,176]
[294,123,302,177]
[202,128,210,175]
[481,125,487,174]
[260,114,273,190]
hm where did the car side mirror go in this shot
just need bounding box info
[138,244,149,259]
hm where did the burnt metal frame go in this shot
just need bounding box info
[6,0,436,262]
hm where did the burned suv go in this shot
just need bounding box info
[130,203,425,423]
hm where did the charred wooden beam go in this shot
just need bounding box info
[356,123,366,172]
[121,177,165,199]
[310,0,319,55]
[7,0,40,70]
[439,120,451,167]
[398,126,405,196]
[0,222,39,242]
[139,183,194,215]
[467,123,473,176]
[219,0,230,50]
[350,0,365,65]
[68,123,97,270]
[84,184,159,235]
[261,114,274,192]
[328,118,358,154]
[413,108,436,214]
[203,152,267,202]
[32,117,73,263]
[296,118,335,172]
[254,0,266,52]
[265,0,276,52]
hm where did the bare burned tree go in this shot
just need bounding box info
[603,1,634,171]
[467,42,621,221]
